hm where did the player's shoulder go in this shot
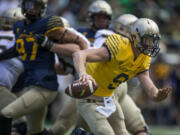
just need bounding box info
[107,34,130,44]
[13,19,25,34]
[45,15,64,34]
[104,33,130,54]
[46,15,64,27]
[106,33,121,42]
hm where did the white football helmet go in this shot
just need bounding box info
[0,7,24,30]
[130,18,161,57]
[60,17,70,28]
[115,14,138,37]
[88,0,112,28]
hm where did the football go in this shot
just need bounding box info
[65,80,98,98]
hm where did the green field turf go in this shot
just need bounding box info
[150,126,180,135]
[45,122,180,135]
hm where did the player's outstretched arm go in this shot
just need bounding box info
[73,46,109,84]
[34,34,80,57]
[137,71,172,102]
[47,27,88,50]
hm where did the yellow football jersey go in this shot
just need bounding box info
[86,34,151,97]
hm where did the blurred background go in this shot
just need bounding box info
[1,0,180,134]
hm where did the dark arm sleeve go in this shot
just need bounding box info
[0,46,20,61]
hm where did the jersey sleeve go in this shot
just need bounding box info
[137,56,151,75]
[103,34,121,61]
[46,16,64,35]
[143,56,151,71]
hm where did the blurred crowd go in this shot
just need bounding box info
[1,0,180,126]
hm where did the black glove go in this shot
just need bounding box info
[34,34,53,50]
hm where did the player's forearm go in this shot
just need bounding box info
[137,72,159,100]
[61,29,88,50]
[73,51,87,76]
[50,43,80,57]
[143,82,159,100]
[48,29,88,50]
[75,36,89,50]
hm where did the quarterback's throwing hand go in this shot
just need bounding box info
[34,34,53,50]
[79,73,97,86]
[153,87,172,102]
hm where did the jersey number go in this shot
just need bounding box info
[108,73,128,90]
[16,37,38,61]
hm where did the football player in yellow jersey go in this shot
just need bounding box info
[113,14,151,135]
[73,18,172,135]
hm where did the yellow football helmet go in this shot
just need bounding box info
[115,14,138,37]
[0,7,24,30]
[130,18,161,57]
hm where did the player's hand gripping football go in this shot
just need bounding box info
[34,34,53,50]
[79,73,97,86]
[153,87,172,102]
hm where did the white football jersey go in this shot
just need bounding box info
[93,29,114,48]
[0,30,24,90]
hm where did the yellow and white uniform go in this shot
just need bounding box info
[76,34,151,135]
[87,34,151,97]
